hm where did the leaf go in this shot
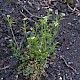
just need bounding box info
[54,21,59,27]
[9,19,13,26]
[30,53,35,59]
[53,30,58,37]
[40,59,45,66]
[23,66,35,76]
[52,53,56,57]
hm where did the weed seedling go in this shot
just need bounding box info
[6,9,62,80]
[6,15,21,59]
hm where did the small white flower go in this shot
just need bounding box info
[54,21,59,27]
[27,45,30,47]
[31,37,35,39]
[43,16,48,22]
[30,27,33,30]
[49,8,53,12]
[9,39,12,42]
[39,49,41,52]
[61,13,65,16]
[27,31,31,33]
[23,18,27,21]
[27,37,35,40]
[7,15,10,18]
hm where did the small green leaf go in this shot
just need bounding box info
[52,53,56,57]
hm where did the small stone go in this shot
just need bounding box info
[10,56,13,58]
[74,49,77,52]
[66,47,69,50]
[68,61,73,65]
[37,7,40,11]
[72,33,75,37]
[1,43,5,47]
[24,1,26,3]
[4,37,9,40]
[16,75,18,78]
[68,22,71,25]
[1,78,3,80]
[58,48,61,51]
[73,18,77,20]
[59,76,62,80]
[70,42,72,46]
[22,9,23,12]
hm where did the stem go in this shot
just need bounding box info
[19,35,26,49]
[43,22,47,50]
[9,23,19,49]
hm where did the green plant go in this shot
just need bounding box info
[6,15,21,59]
[6,10,62,80]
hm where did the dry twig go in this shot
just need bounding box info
[59,56,78,74]
[22,6,41,19]
[20,11,35,22]
[67,3,79,12]
[0,65,10,70]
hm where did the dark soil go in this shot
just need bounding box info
[0,0,80,80]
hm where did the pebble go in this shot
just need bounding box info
[10,56,13,58]
[66,47,69,50]
[68,22,72,25]
[58,48,61,51]
[1,43,5,47]
[4,37,9,40]
[1,78,3,80]
[59,76,62,80]
[37,7,40,11]
[69,42,73,46]
[73,18,77,20]
[68,61,73,65]
[72,33,75,37]
[74,49,77,52]
[24,1,26,3]
[15,75,18,78]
